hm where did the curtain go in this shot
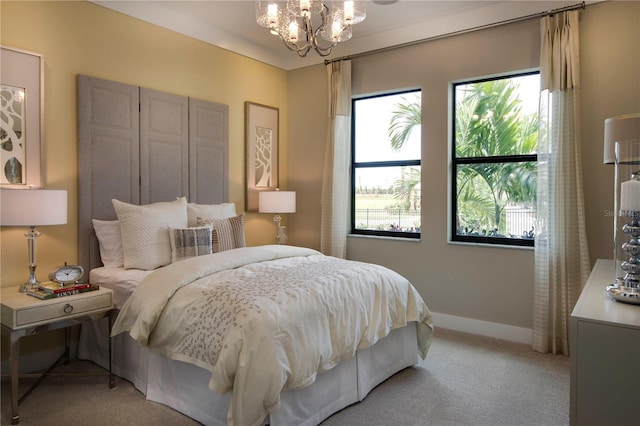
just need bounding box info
[533,10,591,355]
[320,60,351,258]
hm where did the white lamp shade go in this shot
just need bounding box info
[603,113,640,164]
[259,190,296,213]
[1,189,67,226]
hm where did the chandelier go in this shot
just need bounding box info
[256,0,366,57]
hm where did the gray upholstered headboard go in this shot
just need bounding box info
[77,74,229,274]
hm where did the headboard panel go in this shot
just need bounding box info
[77,74,229,273]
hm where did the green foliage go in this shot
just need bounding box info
[454,79,538,236]
[386,77,538,238]
[388,99,421,152]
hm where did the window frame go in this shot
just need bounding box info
[450,71,539,247]
[351,89,422,239]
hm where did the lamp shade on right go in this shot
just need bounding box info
[603,113,640,164]
[259,190,296,214]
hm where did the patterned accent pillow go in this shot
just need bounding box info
[169,226,213,263]
[197,214,246,252]
[112,197,188,270]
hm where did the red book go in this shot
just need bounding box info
[38,281,92,294]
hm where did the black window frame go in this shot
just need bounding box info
[351,89,422,239]
[450,71,539,247]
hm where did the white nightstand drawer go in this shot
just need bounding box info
[15,292,112,327]
[2,286,114,331]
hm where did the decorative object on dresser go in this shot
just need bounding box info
[259,188,296,244]
[255,0,366,57]
[603,113,640,304]
[0,188,67,293]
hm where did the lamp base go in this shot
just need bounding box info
[606,283,640,304]
[20,226,41,293]
[18,281,40,294]
[276,225,288,245]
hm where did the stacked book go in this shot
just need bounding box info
[26,282,99,300]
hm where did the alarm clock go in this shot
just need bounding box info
[48,263,85,285]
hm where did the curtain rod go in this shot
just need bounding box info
[325,1,586,65]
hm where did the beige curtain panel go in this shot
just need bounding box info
[533,10,591,355]
[321,60,352,258]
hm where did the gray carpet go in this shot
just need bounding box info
[1,328,569,425]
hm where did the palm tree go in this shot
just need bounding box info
[388,78,538,237]
[455,79,537,235]
[387,97,421,210]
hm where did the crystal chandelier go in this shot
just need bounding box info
[256,0,366,57]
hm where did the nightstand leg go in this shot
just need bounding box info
[10,331,20,425]
[63,327,70,365]
[108,311,115,388]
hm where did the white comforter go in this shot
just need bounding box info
[111,245,433,426]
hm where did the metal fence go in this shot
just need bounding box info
[355,209,421,232]
[458,206,536,238]
[504,206,536,237]
[355,207,536,237]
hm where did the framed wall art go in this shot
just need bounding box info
[245,101,279,212]
[0,46,43,188]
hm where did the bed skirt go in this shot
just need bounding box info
[78,318,418,425]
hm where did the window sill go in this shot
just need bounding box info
[347,234,422,243]
[447,240,534,250]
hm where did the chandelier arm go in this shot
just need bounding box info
[273,20,311,56]
[311,4,338,56]
[312,26,338,56]
[279,35,311,56]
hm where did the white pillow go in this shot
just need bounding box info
[169,225,213,263]
[197,214,246,253]
[112,197,188,270]
[92,219,124,267]
[187,202,236,226]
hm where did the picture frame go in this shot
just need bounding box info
[0,46,43,188]
[245,101,279,212]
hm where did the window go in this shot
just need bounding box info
[451,72,539,247]
[352,90,421,238]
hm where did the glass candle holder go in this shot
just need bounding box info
[607,140,640,304]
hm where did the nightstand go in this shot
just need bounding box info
[1,285,114,425]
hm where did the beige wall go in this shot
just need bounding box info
[0,1,289,287]
[287,1,640,329]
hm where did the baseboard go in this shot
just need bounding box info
[431,312,533,345]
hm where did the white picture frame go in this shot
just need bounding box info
[245,101,279,212]
[1,46,43,188]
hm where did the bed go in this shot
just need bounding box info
[75,74,434,426]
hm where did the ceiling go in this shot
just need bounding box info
[91,0,584,70]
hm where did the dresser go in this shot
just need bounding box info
[569,259,640,426]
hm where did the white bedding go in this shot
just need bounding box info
[111,245,433,426]
[90,266,151,309]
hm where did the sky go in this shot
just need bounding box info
[353,74,540,188]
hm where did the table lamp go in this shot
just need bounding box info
[603,113,640,303]
[259,189,296,244]
[1,189,68,292]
